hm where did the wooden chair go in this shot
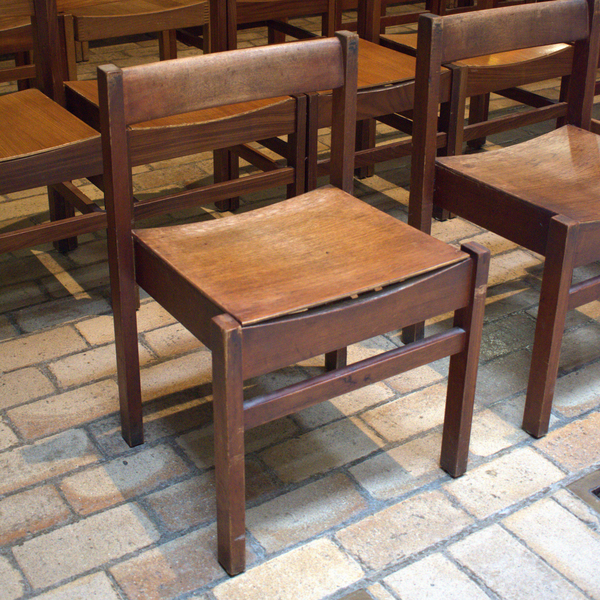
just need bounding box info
[0,0,104,255]
[98,32,489,574]
[306,0,455,185]
[65,0,313,214]
[58,0,210,81]
[380,2,573,153]
[409,0,600,438]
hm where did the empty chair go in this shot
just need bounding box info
[409,0,600,437]
[99,31,489,574]
[0,0,103,255]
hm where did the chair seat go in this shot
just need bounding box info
[437,125,600,224]
[0,89,99,161]
[357,38,418,88]
[134,186,467,325]
[381,32,570,67]
[65,79,291,128]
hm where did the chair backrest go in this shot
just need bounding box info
[98,30,358,241]
[409,0,600,232]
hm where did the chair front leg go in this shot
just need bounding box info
[523,216,578,438]
[212,314,246,576]
[440,242,489,477]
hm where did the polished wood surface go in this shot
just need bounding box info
[0,89,98,159]
[409,0,600,439]
[134,187,465,325]
[100,31,489,576]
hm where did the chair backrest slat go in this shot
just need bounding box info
[436,0,590,64]
[114,36,348,125]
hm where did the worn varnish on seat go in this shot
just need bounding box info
[99,31,489,575]
[409,0,600,438]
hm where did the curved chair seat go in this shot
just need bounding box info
[436,125,600,230]
[134,186,466,325]
[0,89,101,195]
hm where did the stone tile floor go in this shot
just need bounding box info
[1,13,600,600]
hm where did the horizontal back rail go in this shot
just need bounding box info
[431,0,589,64]
[106,35,348,125]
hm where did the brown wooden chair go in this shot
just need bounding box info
[0,0,104,255]
[58,0,210,81]
[99,32,489,574]
[380,2,573,153]
[409,0,600,439]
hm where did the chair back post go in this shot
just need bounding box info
[330,30,359,194]
[408,13,443,234]
[566,0,600,128]
[357,0,381,42]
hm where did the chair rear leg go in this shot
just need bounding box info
[212,314,246,576]
[440,242,489,477]
[466,93,490,150]
[325,348,347,370]
[48,185,78,253]
[214,149,240,211]
[158,30,178,60]
[355,119,375,178]
[522,216,577,438]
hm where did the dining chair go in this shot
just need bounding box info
[0,0,104,255]
[380,1,573,153]
[98,31,489,574]
[58,0,210,81]
[409,0,600,438]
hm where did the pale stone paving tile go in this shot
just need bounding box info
[385,554,489,600]
[0,325,88,372]
[478,313,536,362]
[178,417,298,470]
[486,249,543,288]
[482,279,539,322]
[212,538,364,600]
[0,485,70,545]
[553,489,600,530]
[367,583,396,600]
[556,323,600,374]
[293,383,395,430]
[146,459,274,532]
[15,297,111,333]
[246,473,368,553]
[0,418,18,451]
[535,412,600,472]
[260,417,382,484]
[359,383,447,443]
[0,279,47,312]
[75,314,116,346]
[48,343,153,389]
[28,572,122,600]
[386,364,444,395]
[89,395,214,457]
[13,503,160,589]
[552,360,600,418]
[431,217,481,244]
[8,379,119,440]
[464,230,519,256]
[504,498,600,599]
[450,524,587,600]
[468,409,529,458]
[350,431,444,501]
[474,349,531,406]
[336,490,473,571]
[43,262,109,299]
[0,367,55,410]
[444,447,565,520]
[60,444,190,515]
[0,313,17,341]
[141,351,212,402]
[0,555,25,600]
[110,525,225,600]
[143,322,204,358]
[0,429,99,495]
